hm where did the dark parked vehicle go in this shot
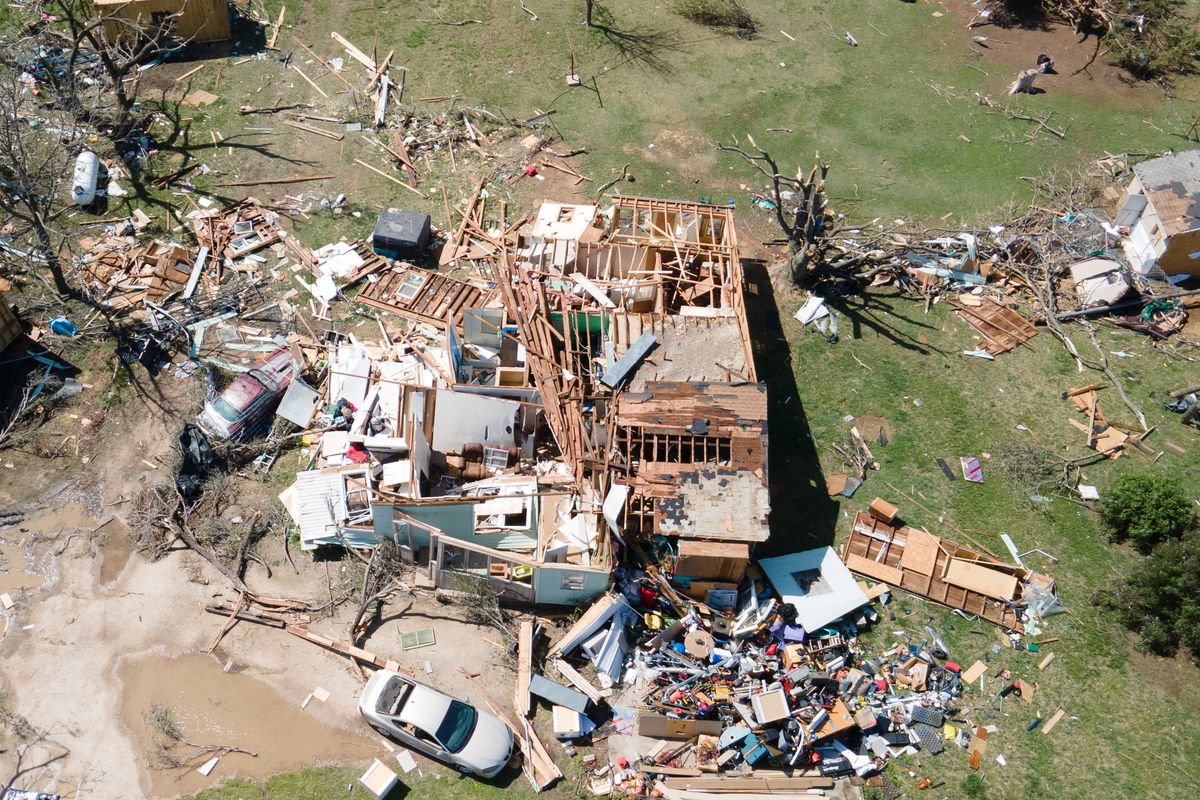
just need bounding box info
[197,347,299,440]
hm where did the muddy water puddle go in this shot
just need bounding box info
[11,502,94,535]
[0,502,98,594]
[97,519,133,585]
[0,542,43,593]
[121,653,375,797]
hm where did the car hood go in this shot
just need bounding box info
[197,407,233,439]
[457,711,513,772]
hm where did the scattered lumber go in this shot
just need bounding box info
[214,174,334,187]
[281,119,342,140]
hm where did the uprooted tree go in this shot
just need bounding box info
[716,138,893,289]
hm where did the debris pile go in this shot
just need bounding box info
[530,503,1061,792]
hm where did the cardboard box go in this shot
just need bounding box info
[868,497,898,524]
[675,540,751,582]
[637,711,724,739]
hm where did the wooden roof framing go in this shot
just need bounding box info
[357,263,492,330]
[956,299,1037,355]
[842,511,1033,631]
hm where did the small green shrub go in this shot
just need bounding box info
[962,772,989,799]
[672,0,757,36]
[1099,472,1194,553]
[1100,528,1200,661]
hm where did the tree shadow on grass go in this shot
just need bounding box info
[590,4,682,75]
[742,258,840,554]
[831,290,947,356]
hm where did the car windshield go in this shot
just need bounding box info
[210,396,243,423]
[435,700,478,753]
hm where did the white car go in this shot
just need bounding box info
[359,669,515,778]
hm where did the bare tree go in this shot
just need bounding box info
[717,137,835,287]
[34,0,193,149]
[0,64,78,297]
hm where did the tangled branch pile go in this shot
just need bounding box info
[146,702,256,769]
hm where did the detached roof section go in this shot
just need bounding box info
[1132,149,1200,237]
[759,548,870,633]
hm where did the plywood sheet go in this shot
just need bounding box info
[844,553,904,586]
[638,712,723,740]
[943,559,1018,600]
[900,527,940,575]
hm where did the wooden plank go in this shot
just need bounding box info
[899,527,939,575]
[547,594,620,659]
[175,63,206,82]
[290,63,328,98]
[674,776,834,791]
[553,659,605,705]
[283,118,341,139]
[570,272,617,309]
[962,660,987,685]
[1042,707,1065,734]
[844,552,905,586]
[1037,652,1056,671]
[267,5,286,49]
[353,158,423,196]
[284,625,414,674]
[516,620,533,717]
[943,558,1019,600]
[331,32,376,70]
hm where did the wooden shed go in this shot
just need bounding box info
[93,0,231,45]
[0,295,22,354]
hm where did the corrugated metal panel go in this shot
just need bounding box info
[295,470,347,544]
[495,531,538,551]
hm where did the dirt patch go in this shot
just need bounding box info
[853,413,895,446]
[1126,646,1200,707]
[120,653,376,798]
[945,1,1161,106]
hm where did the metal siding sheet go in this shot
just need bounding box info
[295,470,347,542]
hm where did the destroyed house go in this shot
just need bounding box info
[283,193,767,606]
[1118,149,1200,276]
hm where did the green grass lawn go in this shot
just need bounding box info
[225,0,1198,223]
[763,287,1200,800]
[105,0,1200,249]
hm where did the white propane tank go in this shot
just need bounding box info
[72,150,99,206]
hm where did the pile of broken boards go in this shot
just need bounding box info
[274,334,461,550]
[1065,384,1159,460]
[538,517,1060,796]
[74,197,397,373]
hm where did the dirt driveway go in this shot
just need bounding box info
[0,357,516,798]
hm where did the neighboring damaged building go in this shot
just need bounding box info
[1117,149,1200,277]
